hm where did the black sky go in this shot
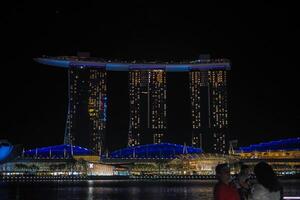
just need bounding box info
[1,2,299,151]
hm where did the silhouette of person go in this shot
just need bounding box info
[248,161,283,200]
[232,164,252,200]
[214,163,240,200]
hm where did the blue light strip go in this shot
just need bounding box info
[35,58,231,72]
[238,137,300,152]
[166,65,189,72]
[108,143,203,159]
[34,58,70,68]
[106,63,131,71]
[24,144,94,157]
[70,61,106,68]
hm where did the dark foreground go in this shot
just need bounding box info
[0,179,299,200]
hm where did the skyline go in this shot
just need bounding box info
[1,2,298,151]
[36,57,230,154]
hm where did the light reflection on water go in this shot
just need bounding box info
[75,180,215,200]
[0,179,299,200]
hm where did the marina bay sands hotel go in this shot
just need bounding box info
[35,55,230,154]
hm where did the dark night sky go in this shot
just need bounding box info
[1,2,299,151]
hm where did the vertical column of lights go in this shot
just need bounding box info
[151,70,167,144]
[189,71,200,148]
[65,67,78,145]
[128,71,141,146]
[208,70,228,154]
[189,71,207,148]
[128,69,167,146]
[88,68,107,154]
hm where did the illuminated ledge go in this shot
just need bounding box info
[34,58,231,72]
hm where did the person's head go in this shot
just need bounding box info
[254,161,281,192]
[240,164,250,176]
[215,163,231,184]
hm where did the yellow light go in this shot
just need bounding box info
[89,109,95,113]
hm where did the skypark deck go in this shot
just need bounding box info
[34,56,231,72]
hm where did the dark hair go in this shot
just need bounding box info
[215,163,229,174]
[254,161,282,192]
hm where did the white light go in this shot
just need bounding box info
[284,197,300,199]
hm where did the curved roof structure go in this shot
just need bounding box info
[108,143,203,159]
[24,144,94,158]
[238,137,300,153]
[0,141,13,162]
[34,57,231,72]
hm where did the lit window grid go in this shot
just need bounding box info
[189,71,207,127]
[66,66,107,154]
[128,70,167,146]
[189,71,206,147]
[209,70,228,153]
[128,71,142,146]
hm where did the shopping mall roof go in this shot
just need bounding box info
[238,137,300,153]
[107,143,203,159]
[24,144,94,158]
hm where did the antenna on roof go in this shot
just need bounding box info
[99,145,102,160]
[133,148,136,158]
[71,143,74,156]
[183,142,188,154]
[64,148,66,158]
[35,148,38,158]
[229,143,235,155]
[229,140,238,155]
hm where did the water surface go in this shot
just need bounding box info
[1,179,299,200]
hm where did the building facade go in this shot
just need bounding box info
[35,56,230,154]
[128,70,167,146]
[64,64,107,154]
[189,69,229,154]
